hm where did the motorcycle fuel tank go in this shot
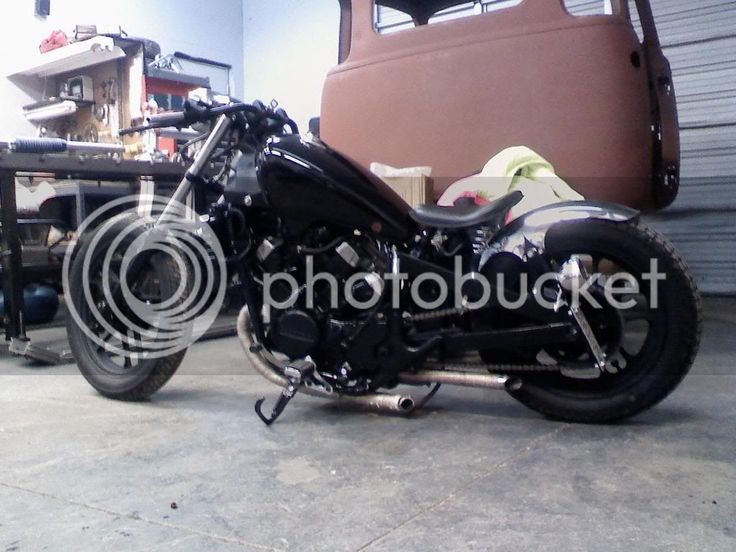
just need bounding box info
[257,135,412,241]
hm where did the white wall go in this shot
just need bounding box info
[0,0,244,138]
[242,0,339,132]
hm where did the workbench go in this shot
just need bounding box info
[0,152,189,363]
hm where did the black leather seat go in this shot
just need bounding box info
[410,191,523,229]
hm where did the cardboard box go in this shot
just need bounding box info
[383,176,433,208]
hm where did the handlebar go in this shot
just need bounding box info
[119,100,298,140]
[147,111,188,128]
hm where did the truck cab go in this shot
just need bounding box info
[321,0,679,210]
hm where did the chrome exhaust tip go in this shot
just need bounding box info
[505,377,523,392]
[399,397,416,412]
[341,393,416,414]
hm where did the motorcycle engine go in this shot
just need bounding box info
[255,227,389,387]
[269,309,320,359]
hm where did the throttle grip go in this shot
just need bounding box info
[147,111,188,127]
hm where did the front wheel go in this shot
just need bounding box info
[66,215,188,401]
[509,220,702,423]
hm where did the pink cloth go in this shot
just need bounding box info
[40,30,69,53]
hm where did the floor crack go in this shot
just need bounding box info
[0,481,283,552]
[354,425,569,552]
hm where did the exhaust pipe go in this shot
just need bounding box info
[399,370,522,391]
[236,308,416,414]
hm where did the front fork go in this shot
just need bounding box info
[156,114,234,225]
[110,114,232,310]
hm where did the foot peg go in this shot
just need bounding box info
[255,359,315,426]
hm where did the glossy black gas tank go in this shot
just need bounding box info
[257,136,412,241]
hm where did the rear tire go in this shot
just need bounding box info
[509,220,701,423]
[66,215,187,401]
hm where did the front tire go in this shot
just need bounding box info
[66,215,187,401]
[509,220,702,423]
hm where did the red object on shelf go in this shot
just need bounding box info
[39,30,69,53]
[144,77,202,159]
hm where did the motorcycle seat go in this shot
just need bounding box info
[410,191,523,229]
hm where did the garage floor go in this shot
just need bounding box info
[1,299,735,551]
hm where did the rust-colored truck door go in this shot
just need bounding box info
[321,0,679,210]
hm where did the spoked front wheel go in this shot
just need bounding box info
[508,220,702,423]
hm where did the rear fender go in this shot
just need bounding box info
[480,201,639,268]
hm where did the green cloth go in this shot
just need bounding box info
[439,146,583,217]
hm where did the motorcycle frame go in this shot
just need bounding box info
[153,112,641,376]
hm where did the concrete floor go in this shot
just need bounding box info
[1,299,734,551]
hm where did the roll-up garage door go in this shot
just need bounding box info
[637,0,736,295]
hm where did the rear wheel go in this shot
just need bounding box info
[509,220,701,423]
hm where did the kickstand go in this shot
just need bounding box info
[255,383,298,426]
[255,360,315,426]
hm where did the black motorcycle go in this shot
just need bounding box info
[66,100,701,425]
